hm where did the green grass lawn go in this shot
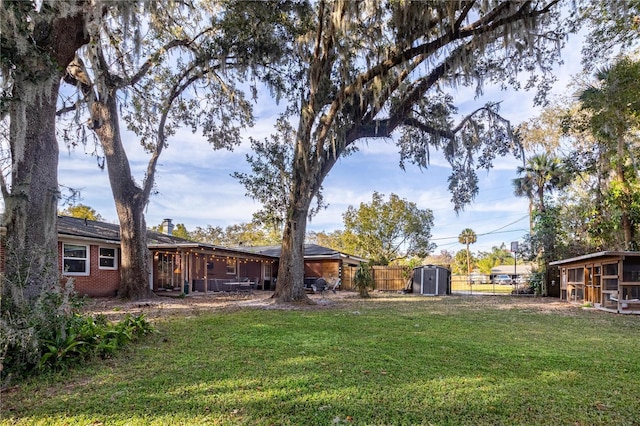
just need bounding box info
[2,295,640,425]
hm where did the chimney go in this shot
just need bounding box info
[161,218,174,235]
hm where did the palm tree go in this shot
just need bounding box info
[513,153,567,216]
[577,58,640,249]
[458,228,477,276]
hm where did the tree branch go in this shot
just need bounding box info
[338,0,560,145]
[142,57,221,200]
[126,37,202,87]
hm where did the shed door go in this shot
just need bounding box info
[423,269,437,295]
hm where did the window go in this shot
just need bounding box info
[603,278,618,291]
[622,285,640,300]
[623,260,640,282]
[603,263,618,276]
[226,258,236,275]
[568,268,584,283]
[99,247,117,270]
[63,244,89,275]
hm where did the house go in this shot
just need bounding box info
[57,216,279,297]
[58,215,125,296]
[246,244,369,289]
[147,231,278,294]
[550,251,640,314]
[57,216,366,297]
[490,264,534,282]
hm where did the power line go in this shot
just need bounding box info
[479,214,529,235]
[430,214,529,241]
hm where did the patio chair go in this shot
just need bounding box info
[207,278,219,292]
[312,277,328,294]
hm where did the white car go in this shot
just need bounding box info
[469,273,487,284]
[493,274,513,285]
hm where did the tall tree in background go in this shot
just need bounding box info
[513,153,567,216]
[458,228,477,275]
[60,204,104,221]
[1,1,89,309]
[174,221,282,247]
[577,58,640,249]
[476,245,515,274]
[220,222,282,247]
[422,250,455,268]
[578,1,640,66]
[452,249,477,275]
[306,229,356,255]
[342,192,434,265]
[239,0,568,303]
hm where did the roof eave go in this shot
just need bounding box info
[549,251,640,266]
[58,233,121,245]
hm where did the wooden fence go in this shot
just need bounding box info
[340,270,526,294]
[341,265,410,292]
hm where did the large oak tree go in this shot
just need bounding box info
[239,0,568,303]
[62,1,303,299]
[1,1,89,311]
[61,2,249,299]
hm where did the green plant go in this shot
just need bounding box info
[1,276,82,384]
[38,331,88,370]
[36,313,154,372]
[528,271,545,295]
[353,262,375,298]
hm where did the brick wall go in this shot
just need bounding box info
[59,242,121,297]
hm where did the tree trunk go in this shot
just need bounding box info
[272,150,316,304]
[617,136,634,249]
[116,198,152,300]
[3,78,61,307]
[272,206,311,303]
[2,10,87,311]
[91,97,153,300]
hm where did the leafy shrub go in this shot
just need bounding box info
[353,263,375,298]
[1,278,81,383]
[38,313,154,372]
[528,271,545,295]
[1,277,154,384]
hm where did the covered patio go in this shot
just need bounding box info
[149,242,278,295]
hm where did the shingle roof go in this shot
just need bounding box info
[57,215,196,245]
[57,216,277,259]
[246,243,367,263]
[56,217,361,262]
[58,216,121,242]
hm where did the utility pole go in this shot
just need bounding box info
[466,235,471,295]
[511,241,519,290]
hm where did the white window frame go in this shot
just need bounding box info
[99,246,118,270]
[62,243,90,276]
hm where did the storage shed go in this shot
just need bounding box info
[412,265,451,296]
[550,251,640,314]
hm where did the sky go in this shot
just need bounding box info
[56,32,586,257]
